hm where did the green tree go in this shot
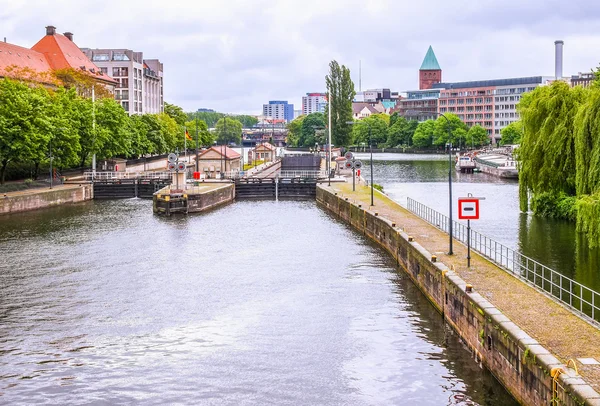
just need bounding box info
[94,98,131,159]
[185,119,213,147]
[0,79,51,184]
[46,87,82,170]
[141,114,167,154]
[299,113,325,147]
[351,115,388,147]
[128,114,153,158]
[325,60,355,146]
[517,81,586,212]
[499,121,523,146]
[215,117,242,145]
[164,102,187,126]
[387,117,418,147]
[286,115,305,147]
[433,113,468,146]
[466,124,489,148]
[235,115,259,128]
[412,120,436,148]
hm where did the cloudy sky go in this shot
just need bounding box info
[1,0,599,114]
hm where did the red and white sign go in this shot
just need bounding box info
[458,198,480,220]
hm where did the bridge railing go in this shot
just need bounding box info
[219,170,327,180]
[407,197,600,325]
[84,171,172,181]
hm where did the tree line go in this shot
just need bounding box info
[0,77,245,184]
[517,74,600,247]
[286,111,492,149]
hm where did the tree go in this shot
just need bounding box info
[184,119,213,147]
[46,87,82,170]
[235,115,259,128]
[0,79,51,184]
[215,117,242,145]
[94,98,131,159]
[325,60,355,146]
[286,115,305,147]
[299,113,325,147]
[412,120,436,148]
[387,117,418,147]
[466,124,489,148]
[157,113,180,151]
[432,113,468,146]
[499,121,523,146]
[351,115,388,147]
[164,102,187,126]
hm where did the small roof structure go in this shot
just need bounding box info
[253,142,275,151]
[420,46,441,70]
[352,102,380,115]
[198,146,241,160]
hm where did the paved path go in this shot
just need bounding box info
[325,181,600,391]
[1,183,84,198]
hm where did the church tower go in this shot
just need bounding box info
[419,46,442,90]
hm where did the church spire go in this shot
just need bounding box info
[420,46,441,70]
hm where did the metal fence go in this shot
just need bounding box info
[407,197,600,325]
[84,171,172,181]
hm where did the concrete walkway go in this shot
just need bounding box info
[325,180,600,391]
[1,183,84,198]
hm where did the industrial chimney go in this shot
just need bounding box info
[555,40,564,79]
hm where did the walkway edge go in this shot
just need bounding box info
[317,185,600,406]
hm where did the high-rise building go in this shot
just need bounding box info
[81,48,163,115]
[262,100,294,122]
[419,46,442,90]
[302,93,327,115]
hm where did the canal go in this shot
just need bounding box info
[356,152,600,294]
[0,199,516,405]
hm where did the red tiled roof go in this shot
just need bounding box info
[0,42,52,80]
[198,146,241,159]
[254,142,275,151]
[31,33,116,85]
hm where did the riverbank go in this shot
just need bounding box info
[317,182,600,406]
[0,183,93,215]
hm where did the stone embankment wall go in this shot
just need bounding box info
[187,184,234,213]
[317,186,598,406]
[0,184,93,215]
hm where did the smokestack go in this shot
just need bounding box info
[64,32,73,41]
[45,25,56,36]
[555,40,564,79]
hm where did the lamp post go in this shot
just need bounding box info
[195,112,200,173]
[406,110,454,255]
[347,121,374,207]
[49,135,53,189]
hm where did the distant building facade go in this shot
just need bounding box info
[571,72,595,88]
[394,89,441,121]
[262,100,294,122]
[302,93,327,115]
[81,48,163,115]
[433,76,553,141]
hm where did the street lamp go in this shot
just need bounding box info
[406,110,454,255]
[346,120,374,207]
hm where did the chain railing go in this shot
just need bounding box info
[407,197,600,325]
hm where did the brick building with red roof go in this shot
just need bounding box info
[0,26,116,89]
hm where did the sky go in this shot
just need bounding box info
[1,0,599,115]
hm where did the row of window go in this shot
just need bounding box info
[495,112,518,118]
[496,104,516,110]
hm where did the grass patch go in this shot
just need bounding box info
[243,160,265,170]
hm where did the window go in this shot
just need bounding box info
[122,101,129,112]
[120,67,129,76]
[120,78,129,88]
[100,67,108,74]
[122,90,129,100]
[113,67,120,76]
[113,53,130,61]
[92,54,109,61]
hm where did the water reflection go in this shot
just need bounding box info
[0,199,515,405]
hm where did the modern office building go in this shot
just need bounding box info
[81,48,163,115]
[394,89,441,121]
[434,76,553,140]
[262,100,294,122]
[302,93,327,115]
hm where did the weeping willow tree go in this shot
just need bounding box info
[574,87,600,246]
[517,81,586,212]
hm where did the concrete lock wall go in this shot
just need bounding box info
[187,184,234,213]
[0,184,93,215]
[317,187,596,406]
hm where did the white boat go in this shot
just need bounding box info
[455,154,477,173]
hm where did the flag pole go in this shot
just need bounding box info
[184,126,188,163]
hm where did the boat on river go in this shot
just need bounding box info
[455,154,477,173]
[473,149,518,179]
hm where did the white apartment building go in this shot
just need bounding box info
[302,93,327,115]
[81,48,163,115]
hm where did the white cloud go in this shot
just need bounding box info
[1,0,599,114]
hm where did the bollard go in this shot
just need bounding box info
[392,222,396,227]
[345,197,348,201]
[408,236,414,242]
[375,212,378,216]
[466,284,473,293]
[358,204,362,208]
[431,255,437,262]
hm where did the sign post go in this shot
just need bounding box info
[344,152,362,192]
[458,194,484,267]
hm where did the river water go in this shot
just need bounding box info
[355,153,600,293]
[0,199,516,405]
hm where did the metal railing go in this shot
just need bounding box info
[84,171,172,181]
[407,197,600,324]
